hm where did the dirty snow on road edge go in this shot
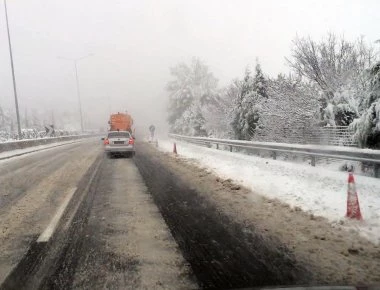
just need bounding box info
[157,139,380,245]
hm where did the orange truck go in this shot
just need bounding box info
[109,112,133,133]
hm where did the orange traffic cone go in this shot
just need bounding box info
[346,172,363,220]
[173,142,177,154]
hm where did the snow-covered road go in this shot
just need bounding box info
[159,139,380,245]
[0,139,102,284]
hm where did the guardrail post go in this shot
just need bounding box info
[311,156,316,167]
[375,164,380,178]
[229,145,232,152]
[272,151,276,160]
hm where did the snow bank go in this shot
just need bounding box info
[158,139,380,245]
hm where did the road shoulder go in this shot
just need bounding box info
[139,142,380,285]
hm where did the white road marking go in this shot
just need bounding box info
[37,187,77,243]
[63,158,102,229]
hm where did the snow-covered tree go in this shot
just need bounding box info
[167,58,218,136]
[253,61,268,99]
[202,80,239,138]
[232,63,268,140]
[253,73,320,142]
[287,33,377,126]
[351,61,380,148]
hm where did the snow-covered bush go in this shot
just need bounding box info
[351,62,380,148]
[171,102,208,136]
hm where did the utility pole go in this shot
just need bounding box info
[3,0,22,138]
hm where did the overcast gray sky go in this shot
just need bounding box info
[1,0,379,132]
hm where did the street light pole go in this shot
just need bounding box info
[58,54,92,133]
[3,0,22,138]
[74,61,84,132]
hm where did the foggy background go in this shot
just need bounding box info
[1,0,379,135]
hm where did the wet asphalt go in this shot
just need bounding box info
[1,142,311,289]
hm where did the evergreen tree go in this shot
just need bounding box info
[232,62,268,140]
[253,62,268,99]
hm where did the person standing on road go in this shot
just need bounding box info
[149,125,155,142]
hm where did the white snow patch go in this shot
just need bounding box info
[158,139,380,245]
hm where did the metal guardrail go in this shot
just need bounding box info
[169,134,380,178]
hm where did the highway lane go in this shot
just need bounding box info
[26,143,309,289]
[0,141,310,289]
[0,138,102,284]
[42,154,196,289]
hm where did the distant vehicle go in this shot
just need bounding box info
[102,130,135,158]
[109,112,133,133]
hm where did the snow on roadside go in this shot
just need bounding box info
[0,139,85,163]
[158,139,380,245]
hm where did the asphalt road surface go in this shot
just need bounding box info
[2,139,377,289]
[134,143,310,289]
[0,139,196,289]
[0,139,101,285]
[42,152,196,289]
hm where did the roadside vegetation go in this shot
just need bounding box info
[167,33,380,148]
